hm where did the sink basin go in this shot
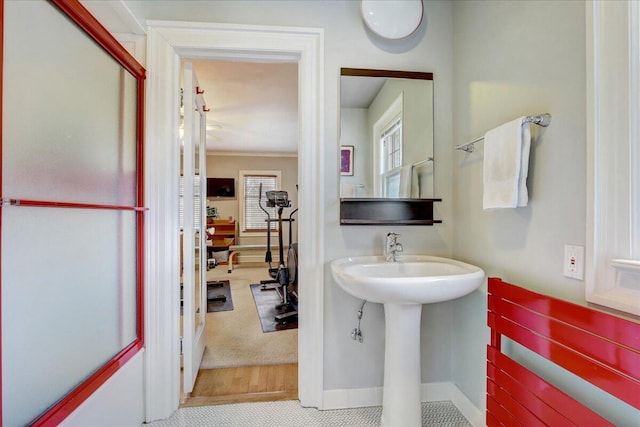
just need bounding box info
[330,255,485,304]
[330,255,484,427]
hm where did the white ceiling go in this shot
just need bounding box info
[78,0,378,156]
[187,60,299,155]
[340,75,387,109]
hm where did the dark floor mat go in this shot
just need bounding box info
[207,280,233,312]
[250,284,298,333]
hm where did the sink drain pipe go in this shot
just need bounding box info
[351,299,367,343]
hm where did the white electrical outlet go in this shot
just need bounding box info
[564,244,585,280]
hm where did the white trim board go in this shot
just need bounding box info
[586,1,640,315]
[322,382,484,427]
[144,21,325,421]
[79,0,146,35]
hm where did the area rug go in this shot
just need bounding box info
[200,267,298,369]
[207,280,233,312]
[250,284,298,333]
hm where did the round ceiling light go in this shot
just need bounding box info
[361,0,424,40]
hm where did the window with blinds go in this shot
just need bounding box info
[240,171,281,232]
[179,175,202,230]
[381,117,403,197]
[382,117,402,172]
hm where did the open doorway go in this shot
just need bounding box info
[145,22,324,419]
[180,59,300,406]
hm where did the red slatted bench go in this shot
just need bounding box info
[487,277,640,426]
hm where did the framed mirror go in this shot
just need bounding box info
[339,68,434,199]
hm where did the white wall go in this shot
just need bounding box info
[450,3,640,421]
[206,154,299,248]
[450,0,618,414]
[452,0,587,303]
[340,108,370,196]
[126,0,455,392]
[59,352,145,427]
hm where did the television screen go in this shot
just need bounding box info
[207,177,235,198]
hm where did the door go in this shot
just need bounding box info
[181,62,207,394]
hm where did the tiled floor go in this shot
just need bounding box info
[144,399,471,426]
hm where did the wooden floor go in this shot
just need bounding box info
[181,363,298,407]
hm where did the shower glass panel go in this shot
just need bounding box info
[1,207,137,427]
[3,0,138,207]
[2,0,144,425]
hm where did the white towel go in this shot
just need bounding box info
[399,165,419,198]
[483,117,531,210]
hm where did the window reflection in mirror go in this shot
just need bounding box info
[339,68,434,199]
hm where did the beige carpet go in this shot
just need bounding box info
[200,265,298,369]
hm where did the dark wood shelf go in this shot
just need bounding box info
[340,219,443,226]
[340,198,442,225]
[340,198,442,203]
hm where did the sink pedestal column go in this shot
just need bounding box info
[381,303,423,427]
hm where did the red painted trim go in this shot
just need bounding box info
[489,329,501,350]
[487,378,547,427]
[486,395,519,426]
[489,309,640,409]
[487,277,640,425]
[10,199,147,211]
[137,79,146,208]
[1,1,146,426]
[489,295,640,379]
[136,74,146,346]
[29,341,143,427]
[489,277,640,350]
[49,0,144,79]
[485,409,499,427]
[487,347,613,426]
[137,211,145,345]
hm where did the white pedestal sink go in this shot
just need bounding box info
[330,255,485,427]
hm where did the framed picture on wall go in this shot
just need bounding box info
[340,145,354,176]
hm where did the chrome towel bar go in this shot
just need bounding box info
[412,157,434,167]
[455,113,552,153]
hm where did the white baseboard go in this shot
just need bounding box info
[322,382,483,426]
[322,385,383,410]
[451,385,485,427]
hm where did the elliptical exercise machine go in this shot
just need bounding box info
[258,184,298,324]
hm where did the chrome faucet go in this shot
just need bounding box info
[385,232,403,262]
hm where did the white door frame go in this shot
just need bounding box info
[181,62,208,394]
[144,21,325,421]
